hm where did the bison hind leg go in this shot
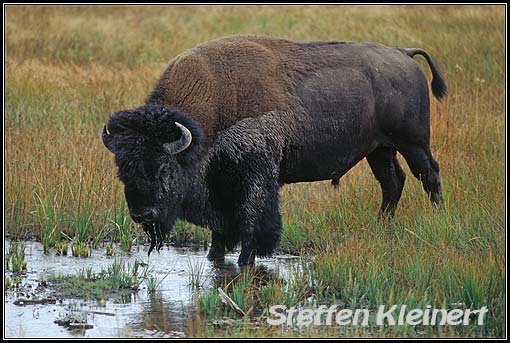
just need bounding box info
[397,144,443,206]
[367,147,406,217]
[253,189,283,257]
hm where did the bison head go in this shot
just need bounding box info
[102,104,203,254]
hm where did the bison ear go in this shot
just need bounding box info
[102,125,115,153]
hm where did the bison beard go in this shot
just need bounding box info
[143,222,164,255]
[143,216,178,256]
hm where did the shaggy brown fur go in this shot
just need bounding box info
[148,35,311,145]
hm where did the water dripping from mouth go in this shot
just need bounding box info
[146,223,157,256]
[146,222,164,256]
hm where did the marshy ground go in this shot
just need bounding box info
[5,240,300,337]
[4,5,506,338]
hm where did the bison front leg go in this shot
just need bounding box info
[237,207,259,266]
[207,230,226,262]
[238,224,257,267]
[237,180,281,267]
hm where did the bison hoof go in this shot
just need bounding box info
[206,249,225,262]
[237,251,256,267]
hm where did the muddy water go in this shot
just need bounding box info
[4,241,300,338]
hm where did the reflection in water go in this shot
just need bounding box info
[140,295,194,335]
[210,260,285,289]
[5,241,300,338]
[134,260,288,336]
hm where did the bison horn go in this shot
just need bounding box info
[163,122,192,155]
[102,125,115,152]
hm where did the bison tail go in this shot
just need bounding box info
[403,48,448,100]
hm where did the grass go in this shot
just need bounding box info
[48,258,153,301]
[171,220,211,247]
[71,240,90,257]
[54,240,69,256]
[146,275,158,294]
[187,257,206,289]
[198,289,221,316]
[5,277,13,290]
[5,242,27,274]
[113,198,136,253]
[4,4,505,338]
[5,276,22,290]
[106,242,115,256]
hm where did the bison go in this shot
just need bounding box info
[102,35,446,266]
